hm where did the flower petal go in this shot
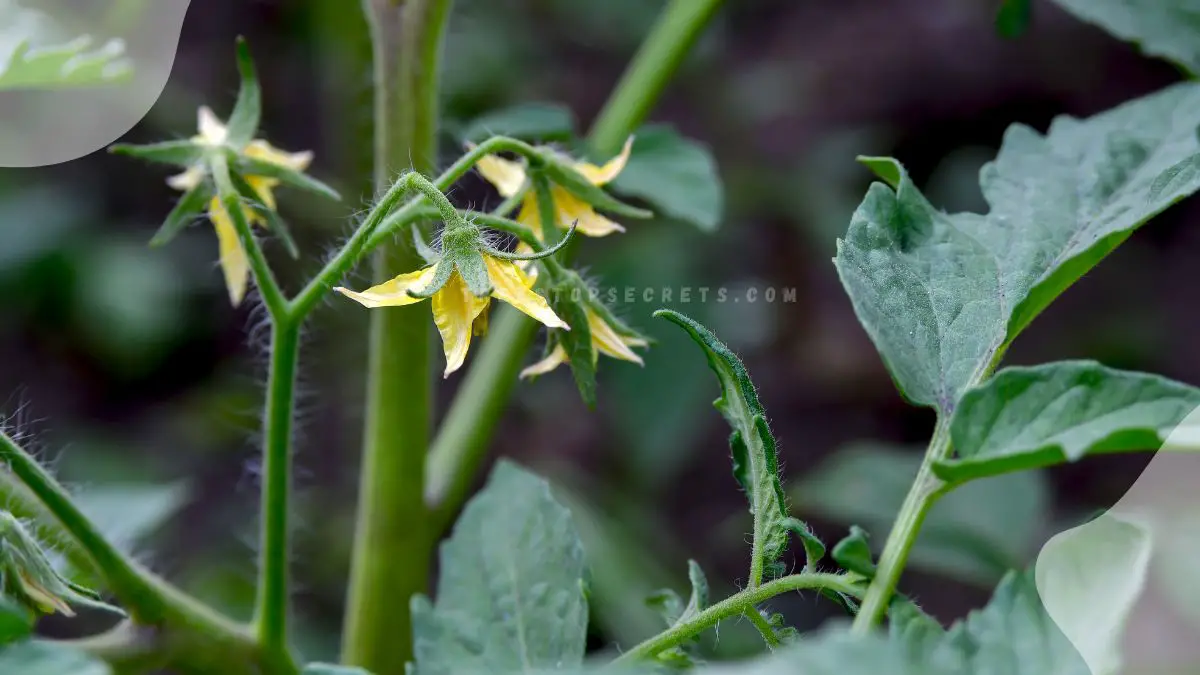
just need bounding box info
[519,344,568,379]
[197,106,228,146]
[556,189,625,237]
[475,151,527,198]
[432,272,491,377]
[514,195,545,241]
[209,197,250,306]
[588,309,644,365]
[333,266,437,308]
[245,139,313,171]
[484,257,568,329]
[167,165,205,192]
[245,175,279,213]
[574,136,633,186]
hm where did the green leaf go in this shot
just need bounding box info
[302,665,372,675]
[72,482,191,551]
[0,641,110,674]
[935,361,1200,483]
[644,560,710,669]
[996,0,1032,38]
[1052,0,1200,74]
[234,155,341,201]
[539,160,653,220]
[655,310,821,581]
[831,526,875,578]
[0,4,130,91]
[460,103,575,144]
[609,126,723,232]
[0,596,32,645]
[795,443,1050,585]
[108,141,204,168]
[410,460,588,675]
[835,83,1200,414]
[150,182,210,248]
[225,38,261,148]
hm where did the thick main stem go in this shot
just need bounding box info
[255,320,300,656]
[342,1,452,671]
[850,415,954,632]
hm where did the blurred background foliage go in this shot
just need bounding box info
[3,0,1200,665]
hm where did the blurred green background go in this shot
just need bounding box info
[4,0,1199,665]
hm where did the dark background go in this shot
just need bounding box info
[3,0,1197,664]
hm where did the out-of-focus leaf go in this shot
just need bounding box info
[835,84,1200,414]
[0,640,110,674]
[610,126,723,232]
[1053,0,1200,74]
[460,102,575,143]
[301,665,371,675]
[0,596,32,645]
[996,0,1032,38]
[830,526,875,578]
[936,361,1200,483]
[225,38,261,148]
[795,443,1050,585]
[410,461,587,675]
[72,481,190,551]
[0,1,130,90]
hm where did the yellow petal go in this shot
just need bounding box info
[556,189,625,237]
[18,572,73,617]
[209,197,250,306]
[246,139,313,171]
[432,272,491,377]
[474,151,527,198]
[587,309,644,365]
[333,266,437,308]
[167,165,205,192]
[245,175,279,214]
[514,195,545,241]
[574,136,633,186]
[484,257,568,329]
[519,344,568,379]
[197,106,228,146]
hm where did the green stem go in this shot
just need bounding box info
[342,0,452,671]
[254,319,300,657]
[744,609,781,648]
[423,0,725,523]
[850,416,954,633]
[612,573,862,665]
[587,0,724,154]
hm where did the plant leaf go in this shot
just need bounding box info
[1052,0,1200,74]
[935,361,1200,483]
[460,103,575,144]
[0,596,32,645]
[0,641,110,675]
[225,38,261,148]
[831,526,875,578]
[835,83,1200,414]
[234,155,341,201]
[655,310,822,580]
[0,3,130,91]
[410,460,587,675]
[108,141,204,167]
[150,182,210,248]
[796,443,1050,585]
[549,290,597,407]
[301,665,372,675]
[610,126,723,232]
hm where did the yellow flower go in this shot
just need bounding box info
[335,256,568,377]
[519,307,648,379]
[166,107,313,305]
[476,137,634,241]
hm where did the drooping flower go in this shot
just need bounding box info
[336,255,568,377]
[475,137,635,241]
[519,306,648,379]
[166,107,313,305]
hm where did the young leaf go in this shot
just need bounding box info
[410,461,587,675]
[609,126,723,232]
[225,38,261,148]
[836,83,1200,414]
[655,310,823,582]
[460,103,575,144]
[0,641,110,675]
[645,560,710,669]
[1053,0,1200,74]
[831,526,876,578]
[935,361,1200,483]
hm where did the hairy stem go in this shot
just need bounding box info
[423,0,726,523]
[612,573,863,665]
[342,0,453,671]
[254,319,300,657]
[850,416,954,632]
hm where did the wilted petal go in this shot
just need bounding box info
[520,344,568,379]
[334,266,437,308]
[244,175,279,215]
[167,165,205,192]
[556,189,625,237]
[209,197,250,306]
[574,136,633,186]
[484,257,568,329]
[246,139,313,171]
[475,151,527,198]
[588,309,644,365]
[197,106,228,146]
[432,272,491,376]
[514,194,545,241]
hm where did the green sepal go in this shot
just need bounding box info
[150,181,211,248]
[228,167,300,259]
[483,221,577,262]
[783,517,826,571]
[584,293,652,346]
[234,155,340,201]
[550,287,597,407]
[453,249,492,298]
[821,587,862,616]
[109,140,204,167]
[225,38,261,148]
[408,256,455,299]
[413,228,440,265]
[537,158,653,219]
[831,525,877,578]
